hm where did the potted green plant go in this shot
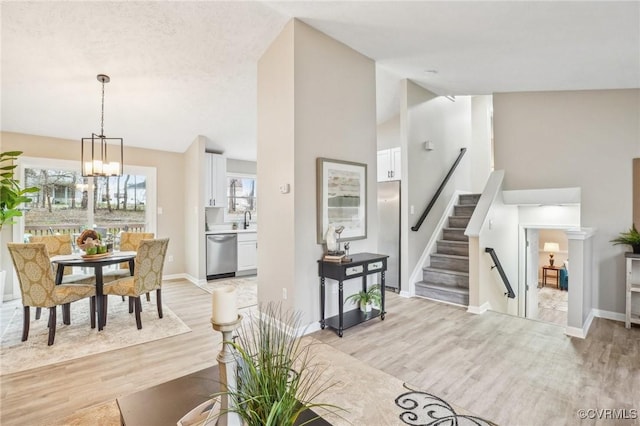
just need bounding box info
[611,224,640,254]
[1,151,38,231]
[210,303,341,426]
[344,284,382,313]
[0,151,37,303]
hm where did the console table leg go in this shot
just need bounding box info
[338,280,344,337]
[320,277,326,329]
[380,270,386,320]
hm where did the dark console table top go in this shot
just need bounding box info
[117,365,331,426]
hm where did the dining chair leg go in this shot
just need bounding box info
[134,297,142,330]
[22,306,30,342]
[47,307,57,346]
[90,297,96,329]
[62,303,71,325]
[156,289,163,318]
[121,296,125,302]
[146,292,151,302]
[128,297,134,313]
[35,307,42,320]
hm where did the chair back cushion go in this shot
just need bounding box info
[119,232,154,269]
[133,238,169,295]
[7,243,57,308]
[29,234,73,275]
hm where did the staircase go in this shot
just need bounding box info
[415,193,481,306]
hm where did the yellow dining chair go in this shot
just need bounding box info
[103,232,155,302]
[7,243,96,346]
[29,234,96,320]
[102,238,169,329]
[29,234,96,284]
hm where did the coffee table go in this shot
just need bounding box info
[117,365,332,426]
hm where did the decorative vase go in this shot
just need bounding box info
[325,225,337,253]
[360,302,372,313]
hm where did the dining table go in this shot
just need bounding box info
[50,251,136,331]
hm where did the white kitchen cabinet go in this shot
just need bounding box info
[237,232,257,271]
[377,147,401,182]
[205,153,227,208]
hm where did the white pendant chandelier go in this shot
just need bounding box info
[81,74,123,177]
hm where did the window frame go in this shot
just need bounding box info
[223,172,257,224]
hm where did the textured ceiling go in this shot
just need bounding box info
[2,1,638,161]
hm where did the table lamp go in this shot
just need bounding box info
[543,242,560,266]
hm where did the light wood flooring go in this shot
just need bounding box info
[1,280,639,425]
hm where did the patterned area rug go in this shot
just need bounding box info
[198,276,257,309]
[538,287,568,311]
[0,297,191,375]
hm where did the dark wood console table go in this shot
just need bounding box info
[318,252,388,337]
[117,365,331,425]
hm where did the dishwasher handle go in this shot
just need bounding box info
[208,234,237,243]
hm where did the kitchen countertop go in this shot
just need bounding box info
[205,228,257,235]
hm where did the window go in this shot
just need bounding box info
[17,157,156,242]
[225,173,256,222]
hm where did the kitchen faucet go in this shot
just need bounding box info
[243,210,252,229]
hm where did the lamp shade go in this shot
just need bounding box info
[543,242,560,253]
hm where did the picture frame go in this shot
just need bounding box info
[316,157,367,244]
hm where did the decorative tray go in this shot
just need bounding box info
[81,252,112,260]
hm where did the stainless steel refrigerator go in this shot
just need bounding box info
[377,180,401,291]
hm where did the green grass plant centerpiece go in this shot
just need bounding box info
[213,303,342,426]
[611,224,640,254]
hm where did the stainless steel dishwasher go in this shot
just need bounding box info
[206,233,237,279]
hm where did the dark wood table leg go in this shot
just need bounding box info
[95,266,105,331]
[320,277,326,329]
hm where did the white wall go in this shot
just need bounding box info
[183,135,207,281]
[478,192,519,315]
[377,114,400,150]
[257,19,378,325]
[494,89,640,315]
[470,95,493,193]
[401,81,473,288]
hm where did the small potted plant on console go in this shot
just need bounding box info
[344,284,382,313]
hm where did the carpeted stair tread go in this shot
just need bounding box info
[422,266,469,277]
[415,281,470,295]
[430,253,468,260]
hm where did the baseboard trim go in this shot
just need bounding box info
[467,302,491,315]
[399,290,411,298]
[414,294,467,309]
[593,309,625,322]
[565,309,595,339]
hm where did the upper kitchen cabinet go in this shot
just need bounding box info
[205,152,227,208]
[377,147,401,182]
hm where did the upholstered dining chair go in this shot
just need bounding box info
[7,243,96,346]
[29,234,96,320]
[103,232,154,280]
[29,234,96,283]
[102,238,169,330]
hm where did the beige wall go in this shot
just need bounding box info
[494,89,640,315]
[1,131,186,292]
[257,19,378,325]
[377,114,400,150]
[183,136,206,281]
[634,158,640,229]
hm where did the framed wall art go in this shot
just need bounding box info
[316,157,367,244]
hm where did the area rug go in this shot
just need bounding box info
[0,297,191,375]
[198,276,257,309]
[538,287,568,311]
